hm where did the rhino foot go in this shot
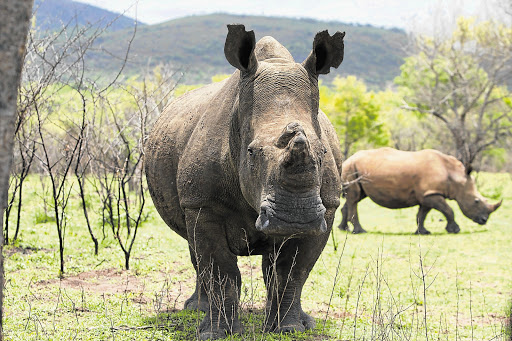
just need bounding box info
[352,227,367,234]
[338,222,349,231]
[184,292,209,312]
[300,310,316,330]
[198,315,242,340]
[265,309,315,333]
[446,222,460,234]
[415,228,431,235]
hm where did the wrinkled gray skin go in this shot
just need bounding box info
[339,148,502,234]
[145,25,344,340]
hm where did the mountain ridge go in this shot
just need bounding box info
[33,4,407,88]
[90,13,407,88]
[33,0,143,32]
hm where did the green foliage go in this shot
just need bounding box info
[482,147,508,171]
[320,76,390,158]
[211,74,231,83]
[394,17,512,167]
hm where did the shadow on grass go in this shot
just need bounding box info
[141,308,339,341]
[340,229,490,236]
[141,309,201,340]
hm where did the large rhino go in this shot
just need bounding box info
[145,25,344,339]
[339,148,502,234]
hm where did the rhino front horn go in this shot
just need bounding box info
[490,199,503,213]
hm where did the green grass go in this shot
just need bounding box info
[3,173,512,340]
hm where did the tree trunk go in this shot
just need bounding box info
[0,0,34,337]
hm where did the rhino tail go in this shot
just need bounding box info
[341,166,364,198]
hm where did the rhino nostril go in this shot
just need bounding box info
[255,207,270,231]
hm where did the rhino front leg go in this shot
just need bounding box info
[415,205,432,235]
[262,210,333,333]
[184,245,210,312]
[422,195,460,234]
[185,208,242,340]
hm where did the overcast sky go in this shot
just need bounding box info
[75,0,498,30]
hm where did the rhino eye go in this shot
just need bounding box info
[247,147,254,156]
[474,198,480,204]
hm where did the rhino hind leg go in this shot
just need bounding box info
[184,246,211,312]
[415,205,432,235]
[341,183,366,234]
[185,208,243,340]
[338,203,349,230]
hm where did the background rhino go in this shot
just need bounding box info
[339,147,502,234]
[145,25,344,339]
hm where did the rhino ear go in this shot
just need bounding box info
[224,24,258,73]
[302,30,345,75]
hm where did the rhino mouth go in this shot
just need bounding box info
[474,215,488,225]
[255,190,327,236]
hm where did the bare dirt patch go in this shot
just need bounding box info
[37,268,146,294]
[4,246,51,257]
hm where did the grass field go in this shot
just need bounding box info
[3,173,512,340]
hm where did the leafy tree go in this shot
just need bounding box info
[395,17,512,170]
[320,76,389,159]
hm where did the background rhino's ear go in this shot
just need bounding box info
[224,24,258,73]
[302,30,345,75]
[465,164,473,176]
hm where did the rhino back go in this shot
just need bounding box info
[345,148,455,208]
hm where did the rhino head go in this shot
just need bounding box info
[224,25,344,236]
[455,172,502,225]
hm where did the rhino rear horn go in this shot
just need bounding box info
[224,24,258,73]
[302,30,345,75]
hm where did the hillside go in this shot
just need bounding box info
[33,0,142,32]
[90,13,407,88]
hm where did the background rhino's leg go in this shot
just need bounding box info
[185,208,242,340]
[341,183,366,233]
[348,203,366,234]
[422,195,460,234]
[184,245,210,312]
[262,209,334,333]
[415,205,432,234]
[337,203,349,231]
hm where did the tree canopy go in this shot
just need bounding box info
[395,17,512,170]
[320,76,390,159]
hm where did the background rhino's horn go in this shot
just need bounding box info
[490,199,503,213]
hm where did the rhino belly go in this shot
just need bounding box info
[362,183,419,209]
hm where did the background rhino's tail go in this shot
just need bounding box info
[341,181,349,198]
[341,166,366,198]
